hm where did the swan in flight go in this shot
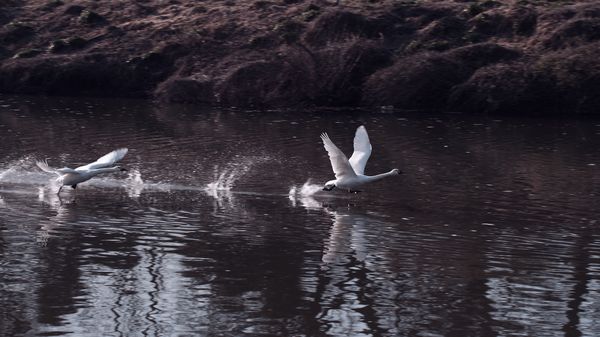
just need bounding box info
[36,148,128,194]
[321,126,400,192]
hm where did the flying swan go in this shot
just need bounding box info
[36,148,128,194]
[321,126,400,192]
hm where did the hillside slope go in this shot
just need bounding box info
[1,0,599,114]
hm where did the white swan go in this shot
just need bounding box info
[36,148,128,194]
[321,126,400,192]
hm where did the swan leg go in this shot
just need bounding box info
[56,185,63,195]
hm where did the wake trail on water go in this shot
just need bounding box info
[1,155,277,199]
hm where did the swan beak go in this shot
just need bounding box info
[120,168,128,172]
[323,185,335,191]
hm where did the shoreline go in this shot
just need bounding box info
[1,0,599,114]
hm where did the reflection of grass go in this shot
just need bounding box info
[272,20,305,44]
[12,48,43,59]
[44,0,63,8]
[7,21,32,29]
[3,21,35,43]
[79,9,105,24]
[48,36,87,53]
[405,39,451,52]
[298,4,321,22]
[516,0,575,6]
[465,0,501,16]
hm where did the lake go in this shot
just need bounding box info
[1,94,600,337]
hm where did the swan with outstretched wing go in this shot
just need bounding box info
[36,148,128,194]
[321,126,400,192]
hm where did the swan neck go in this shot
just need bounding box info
[366,170,396,182]
[89,167,120,175]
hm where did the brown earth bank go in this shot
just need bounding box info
[1,0,599,114]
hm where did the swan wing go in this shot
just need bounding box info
[348,125,372,175]
[321,133,356,179]
[76,148,128,171]
[36,160,77,176]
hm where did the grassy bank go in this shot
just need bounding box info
[1,0,599,114]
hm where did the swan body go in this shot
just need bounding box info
[36,148,128,194]
[321,126,400,192]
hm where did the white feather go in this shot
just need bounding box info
[348,125,372,175]
[75,148,128,171]
[36,160,77,176]
[321,133,357,180]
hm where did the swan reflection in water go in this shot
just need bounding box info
[321,211,369,265]
[36,184,101,246]
[289,186,372,262]
[288,188,371,264]
[319,205,383,335]
[290,189,388,336]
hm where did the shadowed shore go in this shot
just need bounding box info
[1,0,599,114]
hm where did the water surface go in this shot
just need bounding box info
[1,95,600,337]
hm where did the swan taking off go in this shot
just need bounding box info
[36,148,128,194]
[321,126,400,192]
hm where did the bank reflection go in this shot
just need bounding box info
[482,223,600,337]
[291,190,600,336]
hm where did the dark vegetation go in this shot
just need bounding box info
[0,0,599,114]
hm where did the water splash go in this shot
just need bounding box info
[202,155,271,214]
[204,167,237,197]
[203,156,270,197]
[288,180,323,198]
[37,185,63,208]
[125,169,145,198]
[300,181,323,196]
[91,169,182,195]
[0,156,149,197]
[0,165,16,181]
[1,154,274,199]
[0,156,49,185]
[289,180,325,210]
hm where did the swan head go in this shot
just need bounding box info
[323,180,336,191]
[391,168,402,175]
[115,166,128,172]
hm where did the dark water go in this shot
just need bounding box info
[1,95,600,337]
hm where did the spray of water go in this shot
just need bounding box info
[1,154,274,200]
[205,167,237,195]
[288,180,325,210]
[0,165,16,181]
[201,155,272,214]
[203,155,270,197]
[288,180,323,198]
[0,156,148,197]
[0,156,49,185]
[124,169,145,198]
